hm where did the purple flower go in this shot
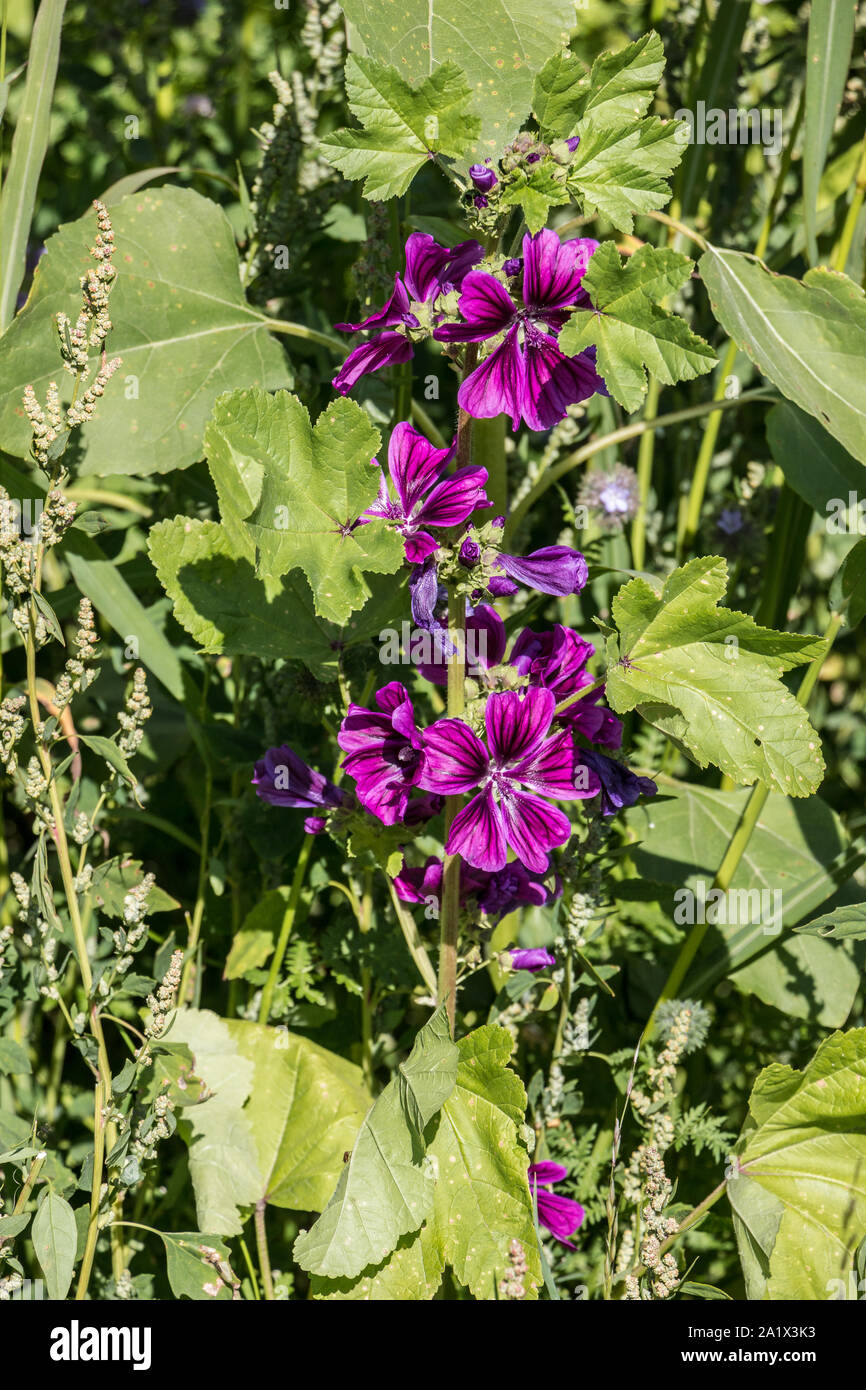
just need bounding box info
[362,421,489,563]
[420,687,597,873]
[304,815,328,835]
[580,749,657,817]
[415,601,506,685]
[338,682,427,826]
[394,855,556,921]
[528,1162,585,1247]
[434,228,606,430]
[566,136,581,152]
[510,625,623,749]
[494,545,588,598]
[469,163,498,193]
[333,232,483,395]
[252,745,344,810]
[510,947,555,972]
[578,463,641,531]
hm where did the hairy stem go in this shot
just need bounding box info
[254,1200,275,1301]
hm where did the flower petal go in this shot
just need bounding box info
[388,420,455,515]
[420,718,489,793]
[485,687,555,765]
[523,229,599,312]
[499,789,572,872]
[498,545,588,597]
[528,1160,568,1186]
[335,273,411,332]
[446,787,508,871]
[457,329,525,429]
[332,332,413,394]
[536,1190,585,1245]
[435,270,517,342]
[510,727,589,800]
[415,465,489,529]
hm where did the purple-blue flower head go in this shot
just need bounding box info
[338,682,427,826]
[469,163,499,193]
[509,946,556,973]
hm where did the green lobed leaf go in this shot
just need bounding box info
[321,55,480,200]
[605,556,826,796]
[559,242,715,411]
[730,1029,866,1299]
[340,0,576,166]
[566,116,687,233]
[426,1024,541,1299]
[293,1007,458,1280]
[31,1190,77,1300]
[202,387,405,626]
[533,32,666,137]
[310,1023,540,1301]
[0,189,291,476]
[699,248,866,464]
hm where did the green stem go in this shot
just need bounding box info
[254,1200,274,1301]
[261,318,342,353]
[645,611,843,1036]
[505,392,773,542]
[615,1175,729,1286]
[630,377,660,572]
[832,128,866,274]
[258,836,313,1025]
[439,586,467,1033]
[473,413,508,518]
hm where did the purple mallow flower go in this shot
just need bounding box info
[434,228,606,431]
[528,1162,585,1247]
[419,687,598,873]
[510,947,556,972]
[338,682,427,826]
[252,745,344,810]
[332,232,483,395]
[510,625,623,749]
[362,421,489,563]
[394,855,556,921]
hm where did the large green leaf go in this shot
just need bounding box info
[765,401,863,517]
[803,0,857,265]
[0,189,291,476]
[730,1029,866,1299]
[166,1009,369,1236]
[202,387,405,625]
[604,556,826,796]
[311,1024,541,1301]
[31,1190,77,1300]
[294,1008,458,1280]
[699,248,866,464]
[560,243,715,411]
[625,783,864,1025]
[533,31,666,137]
[428,1024,540,1299]
[322,56,479,200]
[159,1232,235,1300]
[340,0,575,165]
